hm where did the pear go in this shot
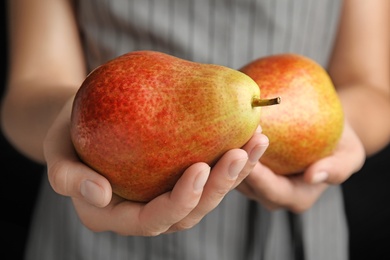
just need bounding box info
[240,53,344,175]
[70,50,279,202]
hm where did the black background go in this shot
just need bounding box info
[0,2,389,259]
[0,2,44,259]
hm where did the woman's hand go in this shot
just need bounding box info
[237,120,365,213]
[43,99,269,236]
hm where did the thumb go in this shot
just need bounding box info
[46,159,112,208]
[44,100,112,207]
[304,122,365,185]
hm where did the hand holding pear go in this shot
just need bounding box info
[70,50,279,202]
[240,53,344,175]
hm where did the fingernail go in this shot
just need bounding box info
[228,158,248,179]
[80,180,104,206]
[193,166,210,191]
[249,136,269,163]
[255,125,262,133]
[250,146,267,164]
[311,171,329,184]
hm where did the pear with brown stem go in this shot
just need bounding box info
[241,53,344,175]
[70,50,280,202]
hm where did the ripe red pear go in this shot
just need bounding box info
[240,53,344,175]
[70,50,279,202]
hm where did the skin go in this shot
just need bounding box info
[70,51,263,202]
[238,0,390,212]
[240,54,345,175]
[1,0,389,235]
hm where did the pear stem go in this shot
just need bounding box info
[252,97,281,107]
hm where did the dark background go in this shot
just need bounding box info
[0,2,44,259]
[343,144,390,260]
[0,2,389,259]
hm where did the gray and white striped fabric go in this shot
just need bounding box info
[25,0,347,259]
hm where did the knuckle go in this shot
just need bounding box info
[288,200,313,213]
[47,160,70,195]
[82,222,105,233]
[136,225,165,237]
[214,186,231,198]
[328,169,350,184]
[141,230,164,237]
[262,189,286,208]
[261,202,281,212]
[207,185,231,202]
[242,161,257,175]
[174,196,199,212]
[75,213,107,233]
[249,184,289,210]
[170,219,199,232]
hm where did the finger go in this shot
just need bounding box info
[236,127,269,188]
[44,101,112,207]
[72,194,133,234]
[241,163,328,213]
[136,163,210,235]
[47,158,113,208]
[166,149,248,232]
[73,163,210,236]
[241,163,292,209]
[304,122,365,185]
